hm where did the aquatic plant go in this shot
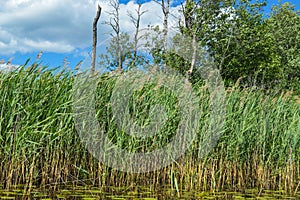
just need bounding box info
[0,64,299,195]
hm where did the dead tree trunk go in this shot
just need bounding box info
[154,0,169,69]
[106,0,122,72]
[186,33,197,82]
[91,5,102,73]
[162,0,170,53]
[128,3,147,67]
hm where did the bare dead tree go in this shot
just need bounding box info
[128,2,147,66]
[91,5,102,73]
[105,0,122,72]
[154,0,170,52]
[153,0,170,70]
[162,0,170,53]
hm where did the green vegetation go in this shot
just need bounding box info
[103,0,300,93]
[0,64,299,195]
[0,0,299,197]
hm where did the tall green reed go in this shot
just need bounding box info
[0,64,299,194]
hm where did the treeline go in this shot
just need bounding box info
[100,0,300,94]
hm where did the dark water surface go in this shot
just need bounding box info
[0,185,299,199]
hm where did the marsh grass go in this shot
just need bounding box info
[0,64,299,195]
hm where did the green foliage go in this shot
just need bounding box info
[0,65,299,191]
[154,0,299,93]
[1,0,299,192]
[100,32,134,71]
[216,1,278,86]
[265,2,300,92]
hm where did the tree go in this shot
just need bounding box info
[176,0,278,87]
[91,5,102,73]
[104,0,123,72]
[100,1,149,71]
[158,0,237,83]
[265,2,300,91]
[127,2,148,68]
[212,0,275,86]
[100,32,133,71]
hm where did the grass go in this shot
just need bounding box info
[0,63,299,195]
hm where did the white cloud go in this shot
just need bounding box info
[0,63,19,72]
[23,39,74,52]
[0,0,182,56]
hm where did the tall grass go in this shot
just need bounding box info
[0,64,299,195]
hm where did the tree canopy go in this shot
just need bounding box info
[100,0,300,93]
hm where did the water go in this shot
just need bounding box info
[0,186,299,199]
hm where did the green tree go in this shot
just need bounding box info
[213,0,280,87]
[153,0,273,86]
[265,2,300,92]
[152,0,237,83]
[99,32,134,71]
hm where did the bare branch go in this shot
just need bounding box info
[128,3,148,66]
[104,0,122,71]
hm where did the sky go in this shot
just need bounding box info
[0,0,299,71]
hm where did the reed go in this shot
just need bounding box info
[0,64,299,195]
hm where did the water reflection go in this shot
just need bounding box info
[0,185,299,199]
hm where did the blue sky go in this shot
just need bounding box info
[0,0,299,71]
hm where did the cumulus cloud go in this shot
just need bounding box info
[0,63,19,72]
[0,0,182,56]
